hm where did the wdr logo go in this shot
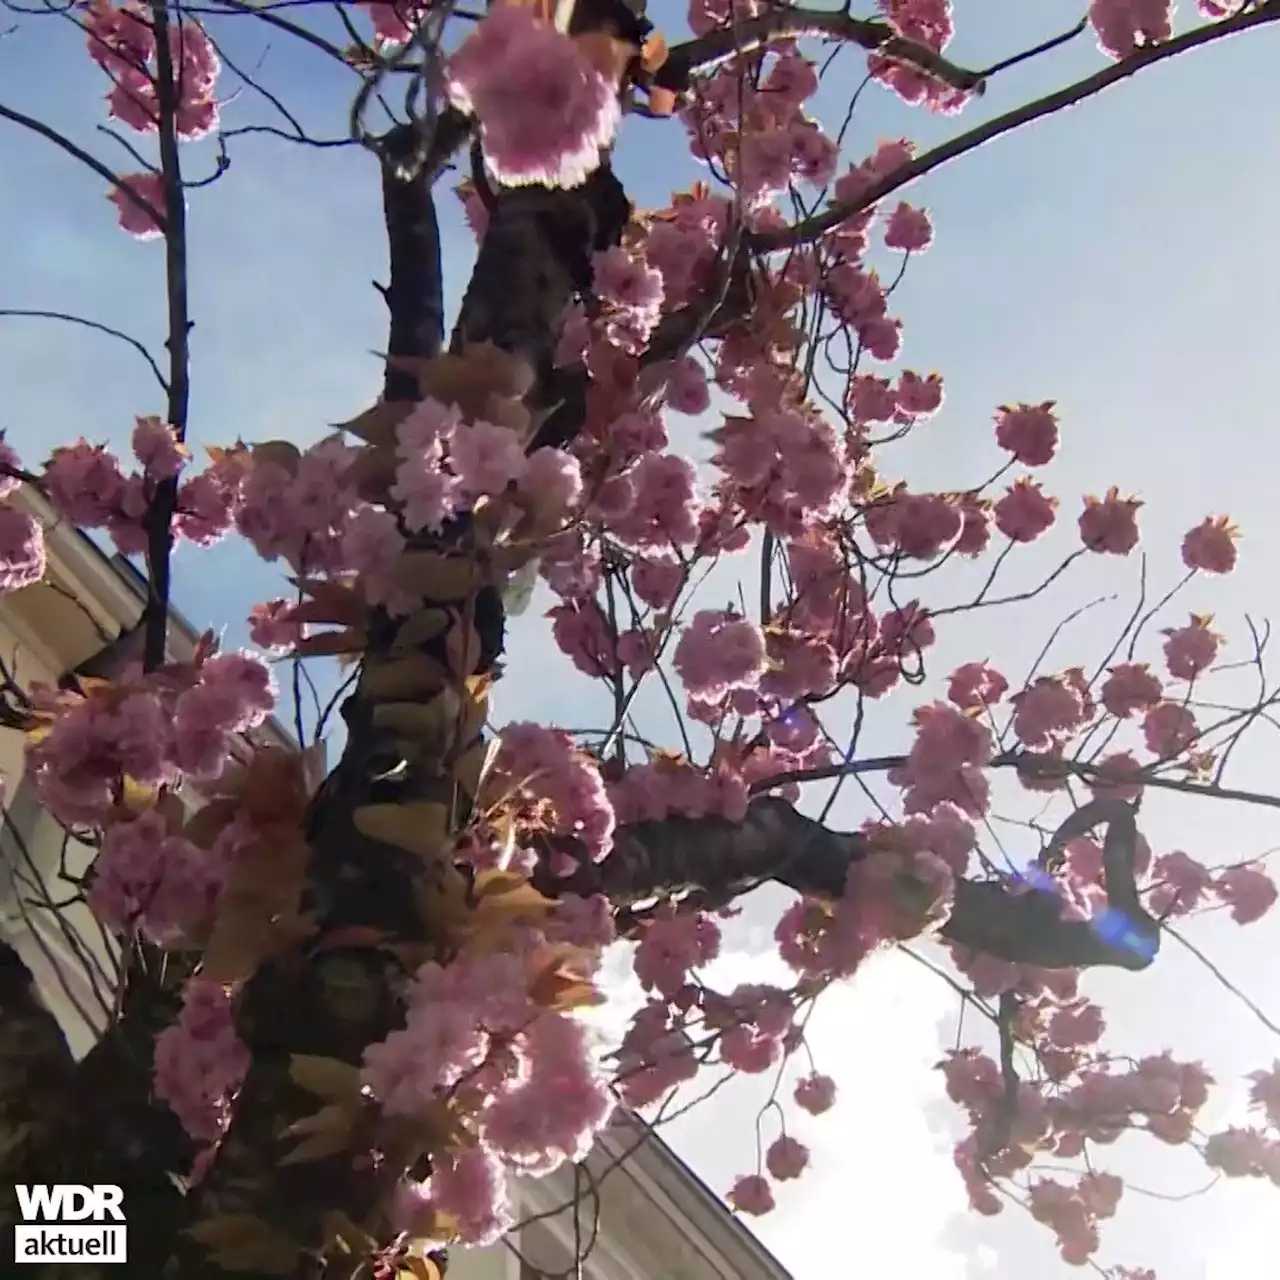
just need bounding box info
[13,1185,127,1265]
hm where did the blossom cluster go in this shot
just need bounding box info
[0,419,249,583]
[362,936,615,1245]
[445,3,620,188]
[153,978,250,1148]
[83,1,222,236]
[482,722,616,871]
[390,396,581,537]
[28,647,274,831]
[0,439,45,593]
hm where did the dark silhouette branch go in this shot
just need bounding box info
[215,0,358,69]
[140,0,192,671]
[752,747,1280,815]
[6,10,212,1268]
[380,122,446,398]
[0,309,168,390]
[0,101,164,229]
[537,794,1160,973]
[655,6,986,99]
[451,164,632,368]
[755,0,1280,252]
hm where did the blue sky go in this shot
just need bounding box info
[3,1,1280,1276]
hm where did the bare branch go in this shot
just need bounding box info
[0,308,168,390]
[0,101,164,229]
[380,121,445,397]
[753,1,1280,252]
[139,0,193,673]
[752,747,1280,815]
[655,6,986,98]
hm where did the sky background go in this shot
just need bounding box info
[2,1,1280,1277]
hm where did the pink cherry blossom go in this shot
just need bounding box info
[420,1146,512,1246]
[888,701,994,818]
[794,1073,837,1114]
[446,5,620,188]
[36,9,1280,1268]
[1011,674,1090,747]
[1100,663,1162,719]
[1079,488,1142,555]
[1203,1127,1274,1178]
[89,812,223,946]
[359,0,431,45]
[1142,701,1198,758]
[765,1135,810,1180]
[668,356,711,415]
[450,420,526,499]
[896,370,945,418]
[609,452,701,548]
[1149,850,1214,916]
[1088,750,1145,802]
[109,171,168,239]
[884,201,933,251]
[0,503,45,592]
[153,978,249,1145]
[1248,1062,1280,1129]
[1214,865,1278,925]
[0,435,22,500]
[519,447,583,522]
[728,1173,775,1216]
[1182,515,1238,574]
[247,599,305,654]
[995,402,1059,466]
[847,373,898,423]
[674,610,767,702]
[131,415,186,481]
[891,492,963,559]
[1162,614,1220,680]
[1090,0,1174,61]
[995,478,1057,542]
[634,908,721,999]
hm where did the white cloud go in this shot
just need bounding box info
[612,945,976,1279]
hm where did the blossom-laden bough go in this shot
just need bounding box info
[0,1,1279,1277]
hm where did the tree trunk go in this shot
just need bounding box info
[162,132,636,1274]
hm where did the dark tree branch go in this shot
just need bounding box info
[164,137,460,1278]
[756,0,1280,252]
[140,0,193,673]
[536,794,1160,973]
[0,309,168,390]
[655,6,986,99]
[8,11,214,1269]
[0,101,164,229]
[451,164,632,368]
[753,747,1280,815]
[164,55,646,1253]
[380,122,446,399]
[216,0,357,69]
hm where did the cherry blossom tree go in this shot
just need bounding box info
[0,1,1278,1277]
